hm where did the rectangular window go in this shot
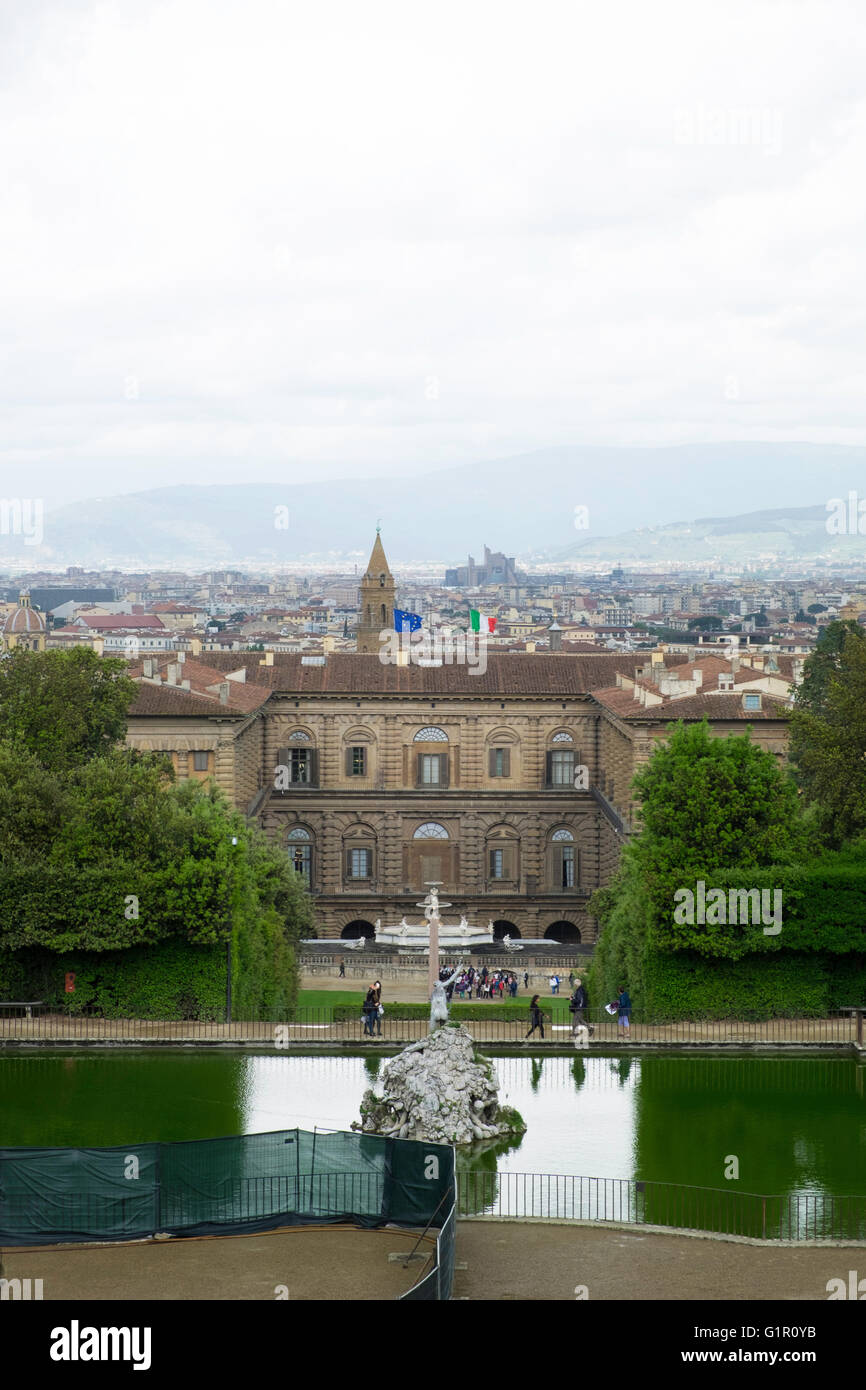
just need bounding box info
[489,848,505,879]
[348,848,372,879]
[290,749,310,783]
[549,750,575,785]
[490,747,510,777]
[560,847,575,888]
[421,754,441,785]
[192,750,209,772]
[350,746,366,776]
[743,693,760,710]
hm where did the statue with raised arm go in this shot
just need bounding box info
[430,962,463,1029]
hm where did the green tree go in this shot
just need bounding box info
[789,623,866,845]
[0,648,137,771]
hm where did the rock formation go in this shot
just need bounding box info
[353,1024,525,1145]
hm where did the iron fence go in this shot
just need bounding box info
[0,1005,860,1046]
[457,1171,866,1242]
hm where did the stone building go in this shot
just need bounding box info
[121,538,795,949]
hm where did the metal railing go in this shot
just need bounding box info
[457,1171,866,1242]
[0,1006,860,1046]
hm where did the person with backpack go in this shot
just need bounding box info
[524,994,545,1041]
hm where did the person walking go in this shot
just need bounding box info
[524,994,545,1041]
[569,978,593,1038]
[338,957,345,979]
[617,985,631,1038]
[523,971,529,990]
[568,970,575,990]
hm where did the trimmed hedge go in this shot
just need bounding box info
[634,950,866,1022]
[0,916,299,1022]
[0,942,225,1019]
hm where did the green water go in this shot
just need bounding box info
[1,1050,863,1200]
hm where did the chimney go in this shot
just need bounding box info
[258,649,274,667]
[692,669,703,688]
[219,682,229,705]
[181,679,191,690]
[166,663,181,685]
[718,673,734,691]
[549,621,563,652]
[176,651,185,664]
[142,657,156,679]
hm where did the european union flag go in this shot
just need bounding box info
[394,608,422,633]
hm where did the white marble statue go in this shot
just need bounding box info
[430,963,463,1029]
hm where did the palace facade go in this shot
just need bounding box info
[124,536,794,946]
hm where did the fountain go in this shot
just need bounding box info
[352,884,526,1145]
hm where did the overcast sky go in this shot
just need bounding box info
[1,0,865,509]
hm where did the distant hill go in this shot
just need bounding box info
[1,443,864,567]
[548,503,865,565]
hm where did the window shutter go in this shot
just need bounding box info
[309,749,318,786]
[416,752,424,787]
[346,849,353,877]
[440,753,449,788]
[545,751,553,785]
[502,747,511,777]
[489,748,497,777]
[576,849,581,885]
[346,747,354,776]
[489,849,496,877]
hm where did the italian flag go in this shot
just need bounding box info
[469,609,496,634]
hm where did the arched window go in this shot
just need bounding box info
[414,822,449,839]
[287,827,313,888]
[552,828,574,841]
[288,730,312,742]
[413,727,448,742]
[551,731,574,743]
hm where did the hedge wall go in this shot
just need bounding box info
[0,912,299,1021]
[638,950,866,1021]
[0,941,225,1019]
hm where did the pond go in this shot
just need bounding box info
[2,1050,863,1202]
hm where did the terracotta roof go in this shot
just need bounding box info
[187,650,683,696]
[128,681,270,718]
[79,613,166,630]
[591,687,790,722]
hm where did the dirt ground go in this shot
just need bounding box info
[0,1226,435,1301]
[3,1222,862,1301]
[454,1222,866,1301]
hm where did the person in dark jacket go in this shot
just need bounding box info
[569,979,588,1036]
[524,995,545,1041]
[362,985,378,1037]
[617,986,631,1038]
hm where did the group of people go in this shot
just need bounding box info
[524,980,632,1042]
[451,966,525,999]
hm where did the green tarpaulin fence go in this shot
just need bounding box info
[0,1128,456,1247]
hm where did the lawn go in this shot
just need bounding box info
[297,989,572,1012]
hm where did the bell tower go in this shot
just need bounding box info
[356,528,395,653]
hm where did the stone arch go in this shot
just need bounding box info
[547,920,582,944]
[341,920,375,940]
[492,920,521,940]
